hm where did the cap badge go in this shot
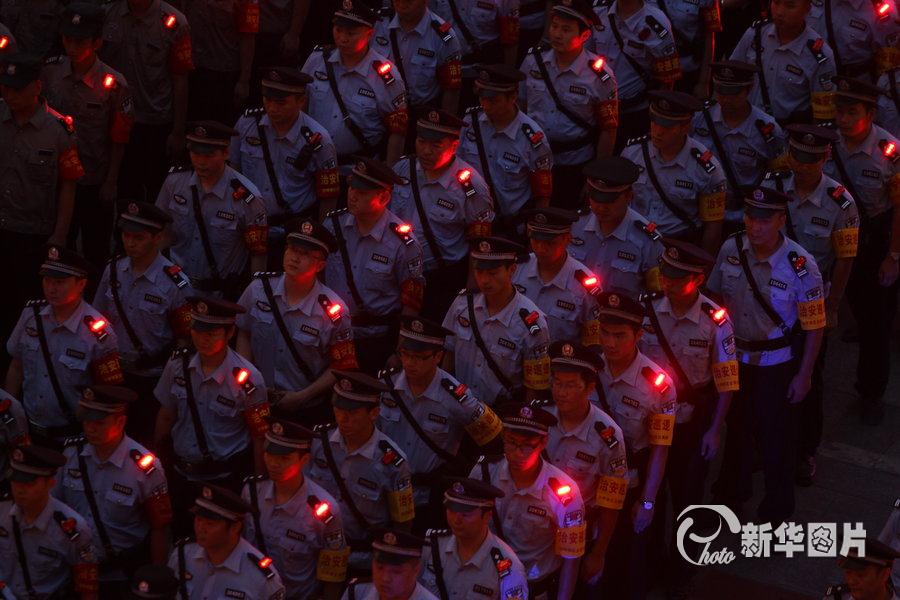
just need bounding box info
[383,532,397,545]
[659,99,670,110]
[608,294,620,307]
[138,581,150,593]
[452,481,465,495]
[48,246,60,260]
[343,0,353,10]
[12,448,23,462]
[82,387,95,400]
[428,110,440,123]
[195,301,208,315]
[534,213,547,224]
[6,65,15,75]
[720,67,733,79]
[753,189,764,202]
[562,343,574,357]
[803,133,816,145]
[478,70,490,81]
[72,14,82,25]
[128,202,139,215]
[666,247,679,259]
[519,406,533,419]
[356,161,367,174]
[195,126,207,137]
[411,320,424,333]
[478,240,491,252]
[301,221,314,234]
[272,422,283,435]
[202,486,213,499]
[340,378,353,391]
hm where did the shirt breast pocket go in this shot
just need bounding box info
[611,254,640,275]
[347,88,378,119]
[487,337,519,366]
[210,393,240,418]
[410,50,438,70]
[612,401,645,433]
[363,260,395,292]
[59,347,89,373]
[768,286,795,317]
[210,214,240,248]
[104,486,138,520]
[26,149,55,184]
[276,533,315,564]
[719,262,744,296]
[139,295,168,317]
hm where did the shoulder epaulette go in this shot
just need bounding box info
[247,552,276,579]
[594,0,615,8]
[171,346,192,360]
[378,439,405,467]
[391,221,415,245]
[826,186,852,210]
[645,15,669,38]
[174,536,193,548]
[163,264,188,289]
[787,250,809,278]
[63,434,86,448]
[700,301,728,326]
[167,164,192,174]
[634,219,662,241]
[519,308,542,335]
[458,287,473,296]
[476,453,503,465]
[465,106,482,117]
[230,178,256,204]
[764,170,791,181]
[691,147,717,173]
[439,377,469,402]
[521,122,546,150]
[325,207,349,219]
[45,55,64,65]
[430,19,454,42]
[425,527,452,538]
[491,547,513,578]
[313,44,335,53]
[824,584,848,598]
[529,397,555,408]
[529,44,550,57]
[243,106,265,119]
[243,474,266,485]
[378,365,402,380]
[806,38,828,64]
[754,118,777,143]
[879,139,899,162]
[252,271,279,279]
[594,421,620,448]
[25,299,48,308]
[53,511,81,541]
[626,134,650,146]
[57,115,75,134]
[313,422,336,434]
[702,98,717,110]
[752,18,771,28]
[639,290,664,302]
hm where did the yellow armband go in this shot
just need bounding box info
[831,227,859,259]
[316,547,350,582]
[595,475,629,510]
[648,413,675,446]
[644,266,661,292]
[811,91,836,121]
[698,190,726,221]
[523,355,550,390]
[797,298,826,330]
[555,522,586,558]
[387,484,415,523]
[711,360,740,393]
[465,405,502,446]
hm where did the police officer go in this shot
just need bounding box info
[306,370,415,565]
[373,0,463,116]
[231,66,340,230]
[569,156,665,297]
[324,158,425,375]
[729,0,837,125]
[877,66,900,135]
[241,418,349,600]
[824,538,900,600]
[590,0,681,143]
[390,109,494,321]
[378,316,502,527]
[0,444,99,599]
[622,90,728,255]
[169,484,286,600]
[2,0,63,58]
[301,1,408,165]
[520,0,619,208]
[513,208,601,345]
[343,528,437,600]
[0,20,17,57]
[0,52,85,359]
[655,0,722,95]
[470,403,585,600]
[183,0,259,123]
[428,0,520,70]
[763,125,859,484]
[55,385,173,594]
[100,0,193,201]
[457,64,553,232]
[129,565,180,600]
[5,245,124,446]
[237,219,357,422]
[156,121,268,300]
[593,290,675,600]
[420,478,529,600]
[153,296,270,532]
[42,2,134,271]
[826,76,900,425]
[540,341,628,591]
[638,240,738,595]
[707,187,825,524]
[807,0,899,80]
[93,202,194,444]
[442,237,551,405]
[691,61,786,231]
[0,389,28,478]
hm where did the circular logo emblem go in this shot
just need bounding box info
[478,240,491,253]
[411,320,424,333]
[666,246,679,260]
[383,532,397,545]
[803,133,816,145]
[12,448,23,462]
[562,343,574,357]
[6,65,15,75]
[82,387,94,400]
[452,481,465,495]
[138,581,150,593]
[195,126,207,137]
[534,213,547,224]
[720,67,733,79]
[343,0,353,10]
[659,99,670,111]
[428,110,440,123]
[356,161,367,174]
[72,14,81,25]
[301,221,314,234]
[340,378,353,391]
[608,294,620,307]
[202,486,213,499]
[128,202,139,215]
[272,422,283,435]
[753,189,764,202]
[269,70,281,81]
[48,246,60,260]
[195,301,208,315]
[478,70,489,81]
[838,79,850,90]
[519,406,533,419]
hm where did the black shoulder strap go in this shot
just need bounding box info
[466,292,515,394]
[11,515,36,599]
[109,257,149,361]
[31,303,76,425]
[642,299,694,396]
[444,0,480,51]
[380,371,456,463]
[258,276,316,383]
[429,531,450,600]
[318,429,371,532]
[823,0,844,73]
[254,113,290,212]
[328,213,366,309]
[323,49,376,156]
[889,70,900,118]
[753,22,773,115]
[478,458,506,539]
[639,140,698,232]
[608,14,650,82]
[408,156,447,269]
[531,47,596,134]
[180,351,214,462]
[734,232,791,336]
[830,150,869,222]
[468,109,502,220]
[245,476,269,555]
[74,440,116,559]
[190,184,222,283]
[177,539,189,600]
[784,193,800,241]
[701,105,742,195]
[388,28,408,88]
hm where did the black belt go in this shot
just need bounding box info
[174,454,240,479]
[350,311,401,328]
[735,336,791,352]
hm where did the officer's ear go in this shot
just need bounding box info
[633,323,644,343]
[225,325,237,341]
[367,404,380,423]
[621,188,634,205]
[74,277,88,297]
[507,262,517,277]
[297,452,311,470]
[91,37,103,53]
[376,187,392,208]
[576,27,592,47]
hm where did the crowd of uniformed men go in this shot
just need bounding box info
[0,0,899,598]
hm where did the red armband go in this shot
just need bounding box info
[529,169,553,200]
[144,490,174,528]
[91,352,125,385]
[243,224,269,255]
[384,108,409,136]
[316,168,340,199]
[437,60,462,90]
[498,15,519,45]
[168,33,194,75]
[400,279,424,312]
[236,0,260,33]
[110,108,134,144]
[73,563,99,595]
[594,99,619,131]
[58,146,85,181]
[168,304,193,339]
[466,221,492,238]
[652,54,683,84]
[701,0,723,31]
[329,340,359,371]
[244,402,271,438]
